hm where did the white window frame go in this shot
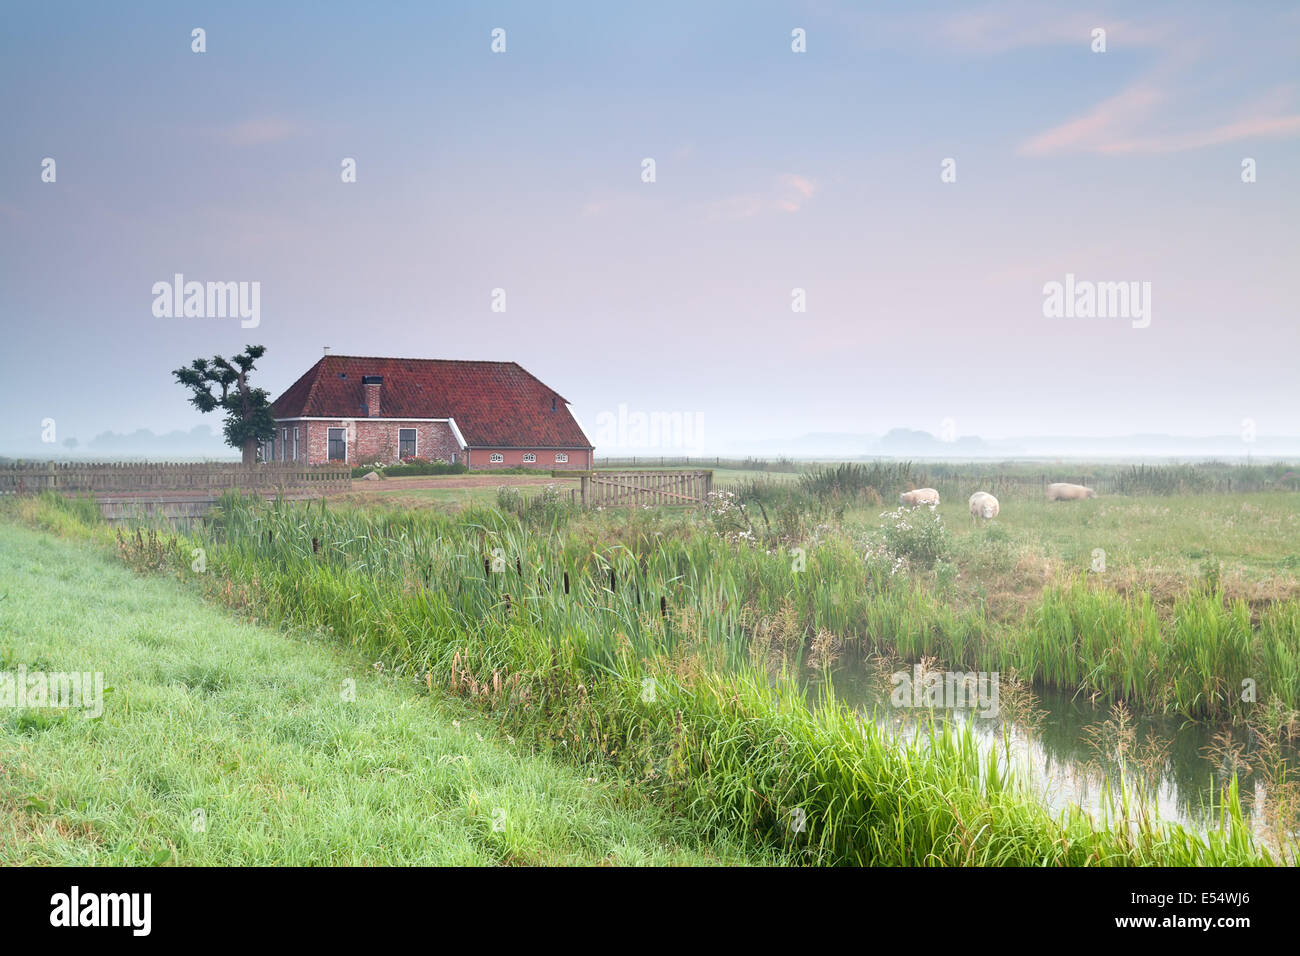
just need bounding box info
[490,453,504,463]
[292,426,299,461]
[522,453,536,463]
[555,452,568,463]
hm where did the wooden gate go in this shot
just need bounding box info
[577,470,712,508]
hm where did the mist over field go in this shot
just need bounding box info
[2,1,1298,458]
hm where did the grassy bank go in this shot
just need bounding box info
[18,492,1282,865]
[0,519,764,865]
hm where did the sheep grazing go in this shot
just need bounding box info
[969,491,999,522]
[1047,482,1097,502]
[898,488,940,507]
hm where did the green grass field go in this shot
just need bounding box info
[43,487,1285,865]
[0,520,762,865]
[4,458,1297,867]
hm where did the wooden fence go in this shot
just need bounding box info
[578,470,712,508]
[0,461,352,497]
[925,471,1299,500]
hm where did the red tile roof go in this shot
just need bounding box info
[271,356,593,448]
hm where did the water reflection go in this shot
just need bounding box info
[823,664,1298,840]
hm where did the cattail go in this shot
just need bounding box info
[312,537,320,553]
[515,557,522,576]
[563,571,570,595]
[609,568,616,592]
[660,595,668,619]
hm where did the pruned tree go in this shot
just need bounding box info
[173,345,276,466]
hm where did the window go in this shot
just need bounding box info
[269,436,276,461]
[490,453,504,463]
[292,427,299,461]
[555,453,568,463]
[282,428,289,461]
[522,453,536,463]
[328,428,347,462]
[399,428,417,459]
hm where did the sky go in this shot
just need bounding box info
[1,0,1298,455]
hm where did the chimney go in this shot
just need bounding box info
[323,346,331,355]
[361,375,382,417]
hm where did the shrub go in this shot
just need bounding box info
[878,504,950,570]
[495,486,524,513]
[349,458,468,478]
[799,462,908,503]
[495,483,573,528]
[704,490,755,541]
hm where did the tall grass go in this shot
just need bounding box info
[799,461,913,501]
[1115,464,1215,496]
[93,494,1284,865]
[95,490,1295,720]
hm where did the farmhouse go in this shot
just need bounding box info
[267,355,594,470]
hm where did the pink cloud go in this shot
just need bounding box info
[1020,85,1165,156]
[941,4,1170,55]
[1020,83,1300,156]
[784,174,817,198]
[1099,114,1300,154]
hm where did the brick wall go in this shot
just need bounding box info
[275,419,592,470]
[468,448,593,471]
[286,419,462,465]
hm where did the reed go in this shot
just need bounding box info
[88,493,1283,865]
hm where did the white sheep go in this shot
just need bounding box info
[969,491,999,522]
[898,488,940,507]
[1047,482,1097,502]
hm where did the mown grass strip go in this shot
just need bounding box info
[0,519,763,866]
